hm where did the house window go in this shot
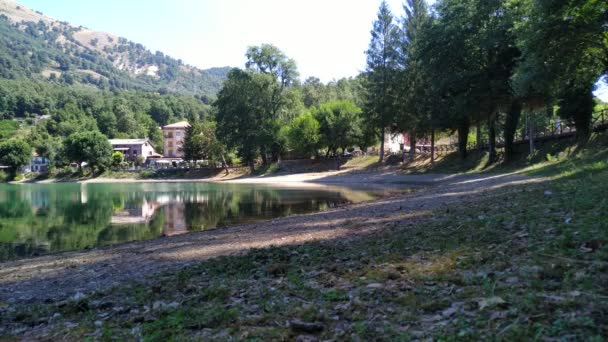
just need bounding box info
[166,132,173,139]
[176,131,182,137]
[168,141,173,147]
[133,151,137,156]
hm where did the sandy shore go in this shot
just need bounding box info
[31,167,462,186]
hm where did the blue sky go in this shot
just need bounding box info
[15,0,608,101]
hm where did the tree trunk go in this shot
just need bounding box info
[504,100,522,163]
[248,160,255,174]
[409,132,416,162]
[476,121,482,149]
[488,115,497,164]
[430,129,435,165]
[457,121,469,160]
[574,108,592,141]
[379,129,385,163]
[221,154,229,175]
[528,113,535,155]
[260,146,268,166]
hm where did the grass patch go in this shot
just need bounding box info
[2,134,608,340]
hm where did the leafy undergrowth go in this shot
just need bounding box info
[2,144,608,341]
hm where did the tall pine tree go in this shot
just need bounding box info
[365,1,401,162]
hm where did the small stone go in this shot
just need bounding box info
[386,271,400,280]
[544,190,553,196]
[65,322,78,329]
[504,276,519,285]
[564,217,572,225]
[478,296,507,310]
[94,320,103,328]
[366,283,383,289]
[290,320,324,333]
[71,292,87,301]
[295,334,319,342]
[152,301,165,310]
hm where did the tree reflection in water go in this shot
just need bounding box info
[0,182,398,260]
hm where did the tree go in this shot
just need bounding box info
[246,44,300,88]
[180,121,227,167]
[215,69,283,172]
[287,112,320,157]
[0,139,31,176]
[415,0,521,162]
[365,1,401,162]
[396,0,431,162]
[513,0,607,139]
[312,101,362,156]
[149,100,173,126]
[63,131,112,172]
[111,151,124,168]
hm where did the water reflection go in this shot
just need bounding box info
[0,182,403,261]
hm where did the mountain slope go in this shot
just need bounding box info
[0,0,229,96]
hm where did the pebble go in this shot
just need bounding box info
[71,292,87,301]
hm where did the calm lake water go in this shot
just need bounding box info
[0,182,401,261]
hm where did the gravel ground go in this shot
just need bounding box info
[0,170,545,305]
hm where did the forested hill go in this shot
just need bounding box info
[0,0,229,97]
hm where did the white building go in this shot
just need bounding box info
[109,139,157,162]
[29,155,50,173]
[384,131,407,154]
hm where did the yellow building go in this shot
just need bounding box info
[161,121,190,158]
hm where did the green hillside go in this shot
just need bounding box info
[0,2,229,97]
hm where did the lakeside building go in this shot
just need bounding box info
[161,121,190,158]
[384,131,408,154]
[29,155,50,173]
[109,139,158,162]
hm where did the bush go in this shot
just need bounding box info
[111,151,124,168]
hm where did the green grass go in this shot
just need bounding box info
[2,134,608,340]
[405,132,608,176]
[342,155,379,169]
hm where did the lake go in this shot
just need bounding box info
[0,182,401,261]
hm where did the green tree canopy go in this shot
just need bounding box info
[63,131,112,172]
[245,44,300,88]
[0,139,31,175]
[287,113,320,157]
[215,69,283,171]
[181,121,227,165]
[311,101,362,155]
[513,0,607,138]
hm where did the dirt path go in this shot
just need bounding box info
[0,171,546,305]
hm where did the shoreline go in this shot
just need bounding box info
[10,167,459,186]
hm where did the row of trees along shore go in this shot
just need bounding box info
[0,0,605,176]
[366,0,606,163]
[190,0,606,170]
